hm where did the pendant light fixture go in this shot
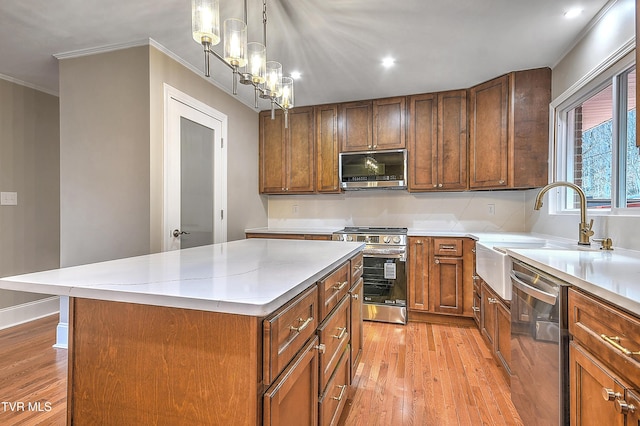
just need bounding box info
[192,0,294,126]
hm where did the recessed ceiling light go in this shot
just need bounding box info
[382,57,395,68]
[564,7,583,19]
[290,71,301,79]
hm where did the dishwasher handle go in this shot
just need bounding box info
[510,271,557,305]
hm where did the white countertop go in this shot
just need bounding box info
[0,239,364,317]
[506,246,640,316]
[245,227,341,235]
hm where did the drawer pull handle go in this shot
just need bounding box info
[333,281,348,291]
[488,298,498,304]
[472,307,480,312]
[332,327,347,340]
[600,334,640,358]
[332,384,347,401]
[290,317,313,333]
[351,294,359,300]
[439,245,456,250]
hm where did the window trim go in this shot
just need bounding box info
[550,48,639,217]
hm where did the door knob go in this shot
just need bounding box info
[172,229,190,238]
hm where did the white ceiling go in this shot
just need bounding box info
[0,0,612,108]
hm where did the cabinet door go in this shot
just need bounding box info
[438,90,467,190]
[430,256,463,315]
[481,283,496,347]
[407,93,438,190]
[495,299,511,374]
[287,107,315,193]
[264,336,319,426]
[349,276,364,381]
[339,101,372,152]
[469,74,509,189]
[315,104,340,193]
[259,110,286,193]
[408,237,430,311]
[373,97,406,150]
[570,342,626,426]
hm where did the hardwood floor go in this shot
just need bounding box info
[338,321,523,425]
[0,315,67,426]
[0,316,521,425]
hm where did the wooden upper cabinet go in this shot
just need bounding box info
[408,90,467,191]
[469,68,551,190]
[468,75,509,189]
[315,104,341,193]
[339,101,372,152]
[373,96,406,150]
[339,97,406,152]
[259,107,315,194]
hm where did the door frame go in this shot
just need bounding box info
[163,84,228,251]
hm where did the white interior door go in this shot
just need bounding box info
[164,85,227,251]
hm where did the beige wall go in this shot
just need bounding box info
[148,46,265,247]
[59,45,266,268]
[0,79,60,308]
[529,0,640,251]
[59,47,151,267]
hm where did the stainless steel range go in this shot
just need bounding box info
[332,227,407,324]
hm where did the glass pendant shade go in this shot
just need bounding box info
[280,77,294,109]
[246,42,266,84]
[192,0,220,45]
[265,61,282,98]
[223,18,247,67]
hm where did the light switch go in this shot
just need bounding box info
[0,192,18,206]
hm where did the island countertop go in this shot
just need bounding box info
[0,239,364,317]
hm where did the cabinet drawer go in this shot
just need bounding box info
[433,238,463,256]
[318,295,350,392]
[264,285,318,385]
[318,262,350,321]
[319,347,350,426]
[350,253,364,282]
[568,289,640,388]
[264,336,319,426]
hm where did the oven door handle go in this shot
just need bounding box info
[363,252,406,260]
[510,271,557,305]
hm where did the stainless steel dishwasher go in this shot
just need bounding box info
[510,258,570,426]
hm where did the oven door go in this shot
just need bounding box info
[362,256,407,307]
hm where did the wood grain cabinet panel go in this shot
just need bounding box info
[408,237,430,312]
[315,104,341,193]
[264,336,319,426]
[317,296,350,392]
[319,348,350,426]
[349,276,364,381]
[339,97,405,152]
[339,101,372,152]
[408,90,467,191]
[259,107,315,194]
[469,68,550,190]
[479,280,511,377]
[373,96,406,150]
[430,256,464,315]
[318,262,351,321]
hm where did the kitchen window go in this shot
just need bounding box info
[555,56,638,213]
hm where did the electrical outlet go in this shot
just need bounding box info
[292,205,299,215]
[0,192,18,206]
[487,204,495,216]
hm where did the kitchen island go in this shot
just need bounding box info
[0,239,364,425]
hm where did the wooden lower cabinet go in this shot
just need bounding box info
[319,348,350,426]
[480,280,511,377]
[408,237,474,321]
[568,288,640,426]
[349,276,364,381]
[264,337,320,426]
[569,342,627,426]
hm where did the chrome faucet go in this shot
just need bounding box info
[534,181,594,246]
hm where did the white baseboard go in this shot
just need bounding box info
[0,296,60,331]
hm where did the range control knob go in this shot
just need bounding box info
[346,235,353,242]
[383,236,391,244]
[393,236,402,244]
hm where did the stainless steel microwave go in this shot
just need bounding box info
[339,149,407,190]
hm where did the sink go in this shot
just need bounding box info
[476,236,603,300]
[476,237,557,300]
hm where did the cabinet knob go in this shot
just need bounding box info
[438,183,443,188]
[615,398,636,414]
[434,259,440,264]
[314,343,326,354]
[352,293,359,300]
[433,184,438,188]
[472,307,480,312]
[602,388,623,402]
[499,180,505,185]
[487,297,498,304]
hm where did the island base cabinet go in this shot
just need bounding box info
[264,337,320,426]
[67,298,262,426]
[319,348,350,426]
